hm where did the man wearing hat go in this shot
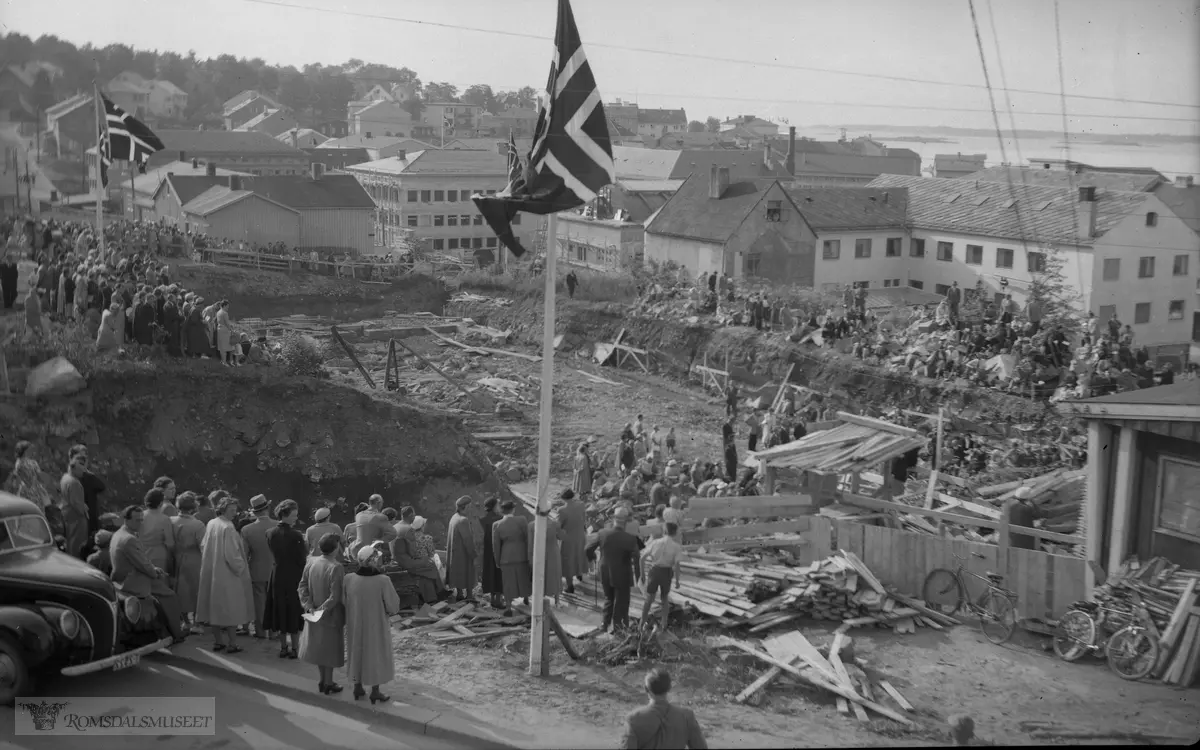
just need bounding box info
[306,507,341,556]
[240,494,276,638]
[1005,486,1037,551]
[586,507,642,633]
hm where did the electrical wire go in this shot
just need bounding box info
[1052,0,1089,300]
[240,0,1200,112]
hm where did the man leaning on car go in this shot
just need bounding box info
[110,505,186,643]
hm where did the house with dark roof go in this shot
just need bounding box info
[719,115,779,138]
[236,108,299,138]
[152,168,376,255]
[1058,380,1200,581]
[935,153,988,179]
[122,160,250,220]
[343,149,537,255]
[604,179,685,224]
[224,90,283,129]
[644,166,816,284]
[477,107,539,138]
[637,108,688,138]
[0,65,35,121]
[769,133,922,185]
[966,164,1166,193]
[349,100,414,138]
[45,93,95,158]
[869,174,1199,349]
[321,134,426,161]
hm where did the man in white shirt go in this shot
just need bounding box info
[639,523,684,632]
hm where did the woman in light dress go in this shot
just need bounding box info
[298,532,346,695]
[215,300,236,366]
[171,492,207,634]
[196,496,252,654]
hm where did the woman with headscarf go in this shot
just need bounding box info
[264,499,306,658]
[478,497,504,609]
[171,492,206,634]
[298,532,346,694]
[344,543,400,704]
[215,300,236,366]
[443,496,477,602]
[410,516,441,582]
[555,489,588,595]
[197,496,251,654]
[571,442,593,499]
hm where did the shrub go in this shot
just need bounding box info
[278,332,326,377]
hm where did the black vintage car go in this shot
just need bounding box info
[0,491,173,704]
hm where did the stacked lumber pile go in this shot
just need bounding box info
[1099,557,1200,687]
[392,600,532,645]
[719,630,916,725]
[677,549,959,635]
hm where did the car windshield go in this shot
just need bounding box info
[0,515,54,553]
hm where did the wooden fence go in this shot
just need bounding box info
[202,246,407,282]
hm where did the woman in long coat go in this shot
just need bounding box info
[264,499,306,659]
[96,301,122,351]
[555,489,588,594]
[170,492,206,632]
[571,443,593,499]
[163,295,183,356]
[479,498,504,609]
[132,293,155,345]
[215,300,235,366]
[184,297,209,357]
[443,496,477,601]
[298,532,345,694]
[528,512,565,602]
[197,497,250,653]
[344,544,400,704]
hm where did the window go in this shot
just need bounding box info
[936,242,953,262]
[908,279,924,289]
[1134,302,1151,324]
[512,213,522,225]
[460,215,471,226]
[406,215,418,227]
[1138,256,1156,278]
[1027,251,1046,273]
[1156,456,1200,542]
[744,253,762,276]
[766,200,782,221]
[934,283,950,296]
[1169,300,1186,320]
[885,238,902,257]
[1174,254,1190,276]
[1098,304,1116,323]
[433,215,444,227]
[432,239,444,250]
[486,189,496,196]
[447,190,457,201]
[910,238,926,258]
[1146,212,1158,227]
[448,238,460,250]
[996,248,1014,269]
[486,237,497,248]
[472,237,483,249]
[965,245,983,265]
[855,239,872,258]
[882,279,902,288]
[420,190,431,202]
[473,214,483,226]
[433,190,444,202]
[463,238,472,249]
[822,240,841,260]
[447,215,458,226]
[1102,258,1120,282]
[856,281,870,289]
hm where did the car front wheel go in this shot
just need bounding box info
[0,636,31,706]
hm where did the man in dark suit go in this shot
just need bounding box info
[586,507,641,632]
[110,505,184,642]
[620,668,707,749]
[240,494,275,638]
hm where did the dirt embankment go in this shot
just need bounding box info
[1,360,504,537]
[449,295,1058,427]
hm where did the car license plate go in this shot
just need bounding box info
[112,653,140,671]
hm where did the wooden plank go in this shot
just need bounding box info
[1160,579,1197,649]
[406,604,476,634]
[434,625,526,644]
[424,326,490,354]
[840,550,886,596]
[764,631,839,684]
[834,412,922,438]
[688,494,815,514]
[719,638,915,727]
[734,656,798,704]
[680,518,813,543]
[830,650,869,720]
[841,492,1085,545]
[545,605,581,660]
[877,680,914,711]
[937,494,1002,521]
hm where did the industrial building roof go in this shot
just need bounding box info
[966,165,1164,193]
[784,187,909,230]
[345,149,509,175]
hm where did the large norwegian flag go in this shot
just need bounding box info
[473,0,615,256]
[97,91,165,187]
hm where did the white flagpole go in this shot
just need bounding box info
[528,209,558,676]
[92,83,105,257]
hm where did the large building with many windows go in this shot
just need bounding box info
[343,148,536,256]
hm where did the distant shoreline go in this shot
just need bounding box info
[812,124,1199,145]
[880,136,957,144]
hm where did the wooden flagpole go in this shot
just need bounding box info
[93,83,105,257]
[528,210,558,677]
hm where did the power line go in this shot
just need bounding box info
[1051,0,1088,302]
[241,0,1200,112]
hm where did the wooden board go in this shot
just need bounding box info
[878,680,914,711]
[734,656,798,704]
[688,494,815,515]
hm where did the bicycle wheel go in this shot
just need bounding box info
[978,590,1017,644]
[1053,609,1096,662]
[1106,626,1159,681]
[922,568,964,615]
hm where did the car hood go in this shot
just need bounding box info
[0,545,116,599]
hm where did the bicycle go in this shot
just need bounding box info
[1053,591,1160,680]
[922,552,1018,644]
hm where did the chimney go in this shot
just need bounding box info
[227,175,242,191]
[709,165,730,199]
[785,126,796,176]
[1076,185,1098,238]
[291,130,298,149]
[763,140,771,168]
[365,131,372,139]
[178,150,186,162]
[1175,175,1194,188]
[191,158,199,169]
[205,162,216,176]
[395,149,405,161]
[311,162,324,181]
[883,191,890,204]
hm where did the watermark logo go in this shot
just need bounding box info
[15,697,216,736]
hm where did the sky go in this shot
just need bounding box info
[4,0,1199,136]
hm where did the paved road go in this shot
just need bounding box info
[0,657,458,750]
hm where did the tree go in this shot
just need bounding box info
[1027,245,1082,337]
[277,71,313,118]
[423,81,458,102]
[705,116,721,133]
[311,70,353,122]
[462,84,496,112]
[517,86,538,109]
[688,120,705,133]
[30,70,56,113]
[156,51,190,87]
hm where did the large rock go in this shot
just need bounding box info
[25,357,86,399]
